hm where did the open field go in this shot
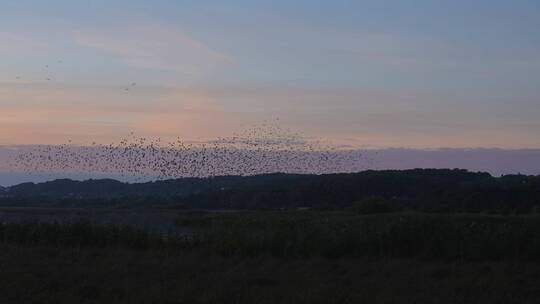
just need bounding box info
[2,246,540,304]
[1,211,540,303]
[0,207,190,236]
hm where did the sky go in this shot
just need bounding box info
[1,1,540,183]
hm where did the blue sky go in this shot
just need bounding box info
[1,0,540,148]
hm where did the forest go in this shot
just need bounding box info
[2,169,540,213]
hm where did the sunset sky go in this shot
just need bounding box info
[1,1,538,149]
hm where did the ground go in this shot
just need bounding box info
[2,245,540,304]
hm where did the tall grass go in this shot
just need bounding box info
[3,212,540,261]
[181,212,540,260]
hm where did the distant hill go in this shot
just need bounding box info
[1,169,539,212]
[5,176,239,200]
[3,174,305,201]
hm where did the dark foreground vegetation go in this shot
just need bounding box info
[4,245,540,304]
[3,211,540,303]
[2,169,540,213]
[2,170,540,302]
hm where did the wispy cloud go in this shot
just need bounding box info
[74,23,230,75]
[0,31,52,53]
[2,80,540,148]
[0,83,245,145]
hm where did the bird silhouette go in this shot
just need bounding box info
[14,122,368,181]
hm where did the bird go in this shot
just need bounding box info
[14,120,369,181]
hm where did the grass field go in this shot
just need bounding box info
[179,211,540,260]
[2,211,540,303]
[2,245,540,304]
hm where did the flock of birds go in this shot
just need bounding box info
[10,61,371,181]
[12,123,373,182]
[14,61,61,82]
